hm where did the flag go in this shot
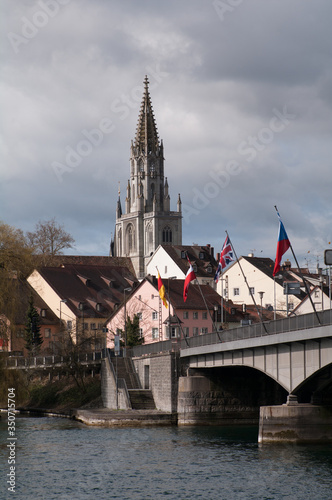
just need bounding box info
[183,257,196,302]
[273,213,290,276]
[214,236,233,283]
[157,271,168,308]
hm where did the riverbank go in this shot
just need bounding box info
[73,408,177,427]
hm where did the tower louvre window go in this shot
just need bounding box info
[162,226,172,243]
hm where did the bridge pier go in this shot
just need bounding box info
[259,396,332,443]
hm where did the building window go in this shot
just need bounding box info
[200,327,208,334]
[44,328,51,338]
[314,290,319,298]
[67,321,72,331]
[152,311,158,320]
[207,265,212,273]
[183,327,189,337]
[202,312,207,320]
[96,303,102,312]
[193,327,199,336]
[233,288,240,296]
[249,287,255,295]
[41,309,47,317]
[181,251,186,259]
[199,252,205,259]
[183,311,189,319]
[170,327,177,338]
[152,328,159,339]
[162,226,172,244]
[137,312,142,320]
[90,323,96,330]
[193,312,198,320]
[193,263,197,272]
[83,322,89,331]
[289,303,294,310]
[126,224,135,253]
[139,328,143,337]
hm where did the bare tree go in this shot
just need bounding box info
[27,218,75,265]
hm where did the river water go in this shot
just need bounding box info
[1,416,332,500]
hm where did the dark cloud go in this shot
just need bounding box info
[1,0,331,270]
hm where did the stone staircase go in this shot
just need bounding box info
[111,357,156,410]
[128,389,156,410]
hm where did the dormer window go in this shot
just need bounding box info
[181,251,186,259]
[193,264,197,273]
[96,303,102,312]
[199,252,205,259]
[207,265,212,273]
[79,302,84,311]
[41,309,47,317]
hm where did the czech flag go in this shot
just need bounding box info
[183,257,196,302]
[273,214,290,276]
[157,272,168,308]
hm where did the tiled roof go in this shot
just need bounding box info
[35,255,136,277]
[38,264,139,318]
[161,244,217,278]
[147,275,221,310]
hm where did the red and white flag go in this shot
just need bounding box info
[183,257,196,302]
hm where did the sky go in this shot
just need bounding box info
[1,0,331,271]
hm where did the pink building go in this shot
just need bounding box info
[106,276,223,346]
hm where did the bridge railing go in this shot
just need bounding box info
[180,309,332,349]
[5,351,102,368]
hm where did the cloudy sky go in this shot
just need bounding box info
[2,0,331,270]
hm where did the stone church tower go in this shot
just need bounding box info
[113,76,182,278]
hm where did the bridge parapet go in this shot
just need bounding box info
[180,309,332,351]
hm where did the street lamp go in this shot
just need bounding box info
[59,299,67,353]
[258,291,265,317]
[273,274,283,320]
[167,277,176,339]
[123,287,132,354]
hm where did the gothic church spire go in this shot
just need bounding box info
[134,75,160,154]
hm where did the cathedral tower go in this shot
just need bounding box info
[114,76,182,278]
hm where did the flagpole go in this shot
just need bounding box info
[186,253,220,339]
[226,231,267,334]
[165,278,189,347]
[274,206,321,325]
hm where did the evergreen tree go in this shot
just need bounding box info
[25,296,43,354]
[125,314,144,347]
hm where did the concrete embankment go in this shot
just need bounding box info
[73,408,177,427]
[259,403,332,443]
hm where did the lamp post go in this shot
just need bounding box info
[258,291,265,317]
[123,287,132,355]
[167,277,176,339]
[59,299,67,353]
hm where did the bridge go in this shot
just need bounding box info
[179,309,332,396]
[128,309,332,440]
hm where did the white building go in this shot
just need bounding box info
[218,255,303,317]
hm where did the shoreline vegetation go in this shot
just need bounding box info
[0,361,103,417]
